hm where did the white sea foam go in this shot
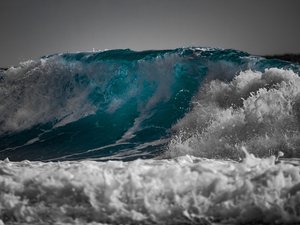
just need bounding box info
[168,68,300,159]
[0,153,299,224]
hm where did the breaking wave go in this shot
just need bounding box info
[0,47,299,161]
[1,47,300,224]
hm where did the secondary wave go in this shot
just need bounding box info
[1,153,300,224]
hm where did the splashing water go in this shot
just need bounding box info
[168,68,300,160]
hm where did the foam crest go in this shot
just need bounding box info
[168,68,300,159]
[0,154,299,224]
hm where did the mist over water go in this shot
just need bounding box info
[1,47,300,224]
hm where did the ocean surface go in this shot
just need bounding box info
[1,47,300,224]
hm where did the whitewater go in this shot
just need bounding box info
[0,47,300,224]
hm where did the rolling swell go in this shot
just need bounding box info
[0,47,299,161]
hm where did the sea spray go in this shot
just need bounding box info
[168,68,300,159]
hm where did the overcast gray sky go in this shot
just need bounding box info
[0,0,300,67]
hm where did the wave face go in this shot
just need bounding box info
[0,48,205,161]
[1,47,300,224]
[1,47,299,161]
